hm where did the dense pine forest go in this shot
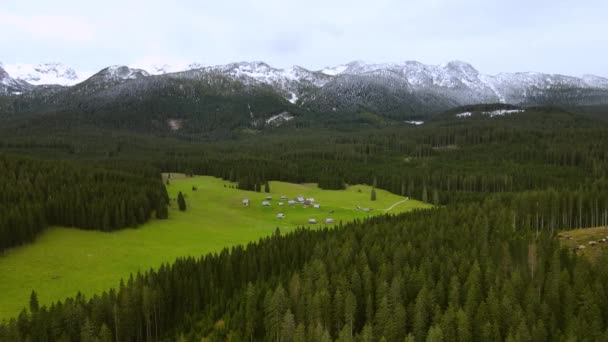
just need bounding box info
[0,155,169,252]
[2,107,608,341]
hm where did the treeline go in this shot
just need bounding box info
[3,196,608,341]
[0,154,169,252]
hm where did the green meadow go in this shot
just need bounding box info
[0,175,430,319]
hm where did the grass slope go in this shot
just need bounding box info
[0,175,430,320]
[559,227,608,261]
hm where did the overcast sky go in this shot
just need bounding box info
[1,0,607,76]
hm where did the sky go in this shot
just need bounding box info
[1,0,607,76]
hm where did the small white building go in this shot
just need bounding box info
[313,204,320,209]
[278,202,284,206]
[262,201,271,206]
[266,196,272,200]
[308,218,317,224]
[363,208,370,212]
[280,195,287,200]
[288,200,296,205]
[297,196,305,202]
[277,213,285,219]
[242,199,249,206]
[325,218,334,224]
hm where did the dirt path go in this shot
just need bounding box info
[384,199,408,212]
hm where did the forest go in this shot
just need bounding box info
[1,107,608,340]
[0,155,169,252]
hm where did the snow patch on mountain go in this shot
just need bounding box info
[321,64,349,76]
[265,111,294,127]
[456,109,524,118]
[486,109,524,117]
[404,120,424,125]
[130,62,204,75]
[98,66,150,81]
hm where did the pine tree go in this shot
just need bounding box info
[422,184,428,203]
[265,181,271,193]
[177,192,187,211]
[29,290,39,313]
[372,177,378,201]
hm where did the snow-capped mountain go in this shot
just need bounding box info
[2,59,608,120]
[196,61,331,104]
[129,62,204,75]
[0,64,33,95]
[2,62,93,86]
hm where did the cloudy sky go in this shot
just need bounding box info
[1,0,607,76]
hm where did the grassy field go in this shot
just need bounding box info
[0,175,430,320]
[558,227,608,261]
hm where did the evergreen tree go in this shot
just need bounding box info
[265,181,271,193]
[29,291,39,313]
[177,192,187,211]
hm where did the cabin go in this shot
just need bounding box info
[313,204,320,209]
[278,202,284,206]
[242,199,250,206]
[262,201,271,206]
[287,200,296,205]
[280,195,287,200]
[325,218,334,224]
[277,213,285,219]
[589,240,598,246]
[297,196,305,202]
[308,218,317,224]
[266,196,272,200]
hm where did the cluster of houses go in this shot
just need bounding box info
[242,194,333,224]
[577,236,608,250]
[243,195,320,208]
[562,233,608,251]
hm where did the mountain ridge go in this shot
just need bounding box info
[2,60,608,132]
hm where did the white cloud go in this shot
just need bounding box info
[0,0,606,77]
[0,10,95,43]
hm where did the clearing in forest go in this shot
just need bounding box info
[559,226,608,261]
[0,175,430,319]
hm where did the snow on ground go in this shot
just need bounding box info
[456,109,523,118]
[266,112,294,127]
[485,109,524,117]
[321,64,348,76]
[288,92,298,104]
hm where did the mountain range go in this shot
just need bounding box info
[1,60,608,131]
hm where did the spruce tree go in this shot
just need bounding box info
[265,181,270,193]
[29,290,39,313]
[371,187,377,201]
[177,192,187,211]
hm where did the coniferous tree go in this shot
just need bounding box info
[177,192,187,211]
[29,291,39,313]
